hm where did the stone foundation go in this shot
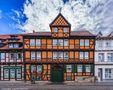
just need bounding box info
[75,76,95,83]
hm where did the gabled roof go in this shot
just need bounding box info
[50,13,71,27]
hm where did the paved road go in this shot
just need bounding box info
[0,82,113,90]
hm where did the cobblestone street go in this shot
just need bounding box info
[0,81,113,90]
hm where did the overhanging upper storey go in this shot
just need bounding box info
[50,13,71,38]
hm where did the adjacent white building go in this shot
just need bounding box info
[95,32,113,82]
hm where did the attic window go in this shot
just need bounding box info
[64,28,68,33]
[54,27,58,32]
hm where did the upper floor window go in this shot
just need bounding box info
[64,28,68,33]
[105,69,113,79]
[85,65,91,72]
[17,53,22,60]
[0,53,5,60]
[9,44,19,48]
[98,53,104,62]
[98,41,103,47]
[9,44,13,48]
[80,39,84,46]
[54,27,58,32]
[10,53,16,60]
[37,52,41,60]
[36,39,41,46]
[85,39,89,46]
[107,53,113,62]
[58,52,63,59]
[30,39,35,46]
[80,52,84,59]
[53,52,57,59]
[53,39,57,46]
[85,52,89,59]
[106,41,111,47]
[66,65,72,72]
[58,39,63,46]
[31,52,35,60]
[64,39,68,46]
[77,65,82,72]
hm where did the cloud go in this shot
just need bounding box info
[19,0,113,35]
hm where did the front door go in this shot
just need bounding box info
[51,65,63,82]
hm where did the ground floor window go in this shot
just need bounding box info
[105,68,113,79]
[3,66,22,80]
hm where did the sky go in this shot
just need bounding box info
[0,0,113,35]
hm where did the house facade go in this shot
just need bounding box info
[0,13,95,82]
[95,32,113,82]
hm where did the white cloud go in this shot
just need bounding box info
[20,0,113,35]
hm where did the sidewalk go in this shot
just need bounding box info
[0,81,112,86]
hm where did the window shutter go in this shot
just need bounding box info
[64,65,66,73]
[91,65,94,73]
[72,64,75,73]
[83,65,85,72]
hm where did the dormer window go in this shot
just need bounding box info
[54,27,58,32]
[64,28,68,33]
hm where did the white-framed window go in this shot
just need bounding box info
[17,53,22,60]
[1,53,5,60]
[98,41,103,47]
[58,52,63,59]
[10,53,16,60]
[53,52,57,59]
[106,41,111,47]
[64,28,68,33]
[98,53,104,62]
[105,69,113,79]
[36,39,41,46]
[85,39,89,46]
[37,65,42,73]
[64,52,68,60]
[54,27,58,32]
[37,52,41,60]
[80,39,84,46]
[31,52,35,60]
[64,39,68,46]
[58,39,63,46]
[107,53,113,62]
[80,52,84,59]
[77,65,82,72]
[85,65,91,72]
[9,44,13,48]
[53,39,58,46]
[31,65,36,73]
[85,52,89,59]
[66,65,72,72]
[14,44,19,48]
[30,39,35,46]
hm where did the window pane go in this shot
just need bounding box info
[53,39,57,46]
[64,28,68,33]
[64,52,68,60]
[31,52,35,60]
[80,39,84,46]
[37,65,42,73]
[36,39,41,46]
[1,53,5,59]
[4,69,9,79]
[85,39,89,46]
[58,52,63,59]
[58,39,63,46]
[66,65,72,72]
[16,69,21,79]
[37,52,41,60]
[17,53,22,59]
[30,39,35,46]
[107,53,113,62]
[54,27,58,32]
[85,52,89,59]
[98,53,104,62]
[10,69,15,79]
[31,65,36,73]
[85,65,91,72]
[77,65,82,72]
[53,52,57,59]
[80,52,83,59]
[64,39,68,46]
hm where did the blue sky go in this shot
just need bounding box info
[0,0,26,34]
[0,0,113,35]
